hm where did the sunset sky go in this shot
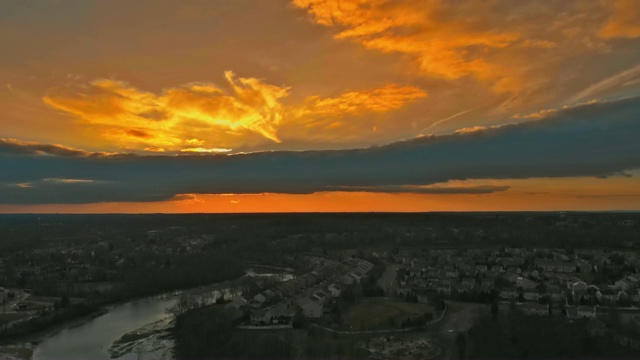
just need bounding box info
[1,0,640,212]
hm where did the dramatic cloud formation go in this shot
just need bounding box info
[1,0,639,211]
[292,0,637,95]
[44,72,291,147]
[42,73,426,152]
[2,96,639,204]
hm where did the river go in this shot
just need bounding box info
[25,270,293,360]
[33,296,177,360]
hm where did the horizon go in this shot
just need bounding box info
[2,0,639,212]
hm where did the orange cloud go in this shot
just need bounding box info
[292,0,635,94]
[179,147,233,153]
[600,0,640,38]
[297,84,426,117]
[276,84,426,143]
[43,71,291,149]
[43,73,427,152]
[292,0,526,91]
[4,174,640,213]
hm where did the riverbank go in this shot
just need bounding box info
[0,265,257,347]
[2,268,295,360]
[0,306,108,347]
[0,278,227,347]
[108,317,175,359]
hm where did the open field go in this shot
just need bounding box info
[344,297,433,331]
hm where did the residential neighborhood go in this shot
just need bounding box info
[226,257,375,326]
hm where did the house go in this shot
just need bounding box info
[599,289,620,303]
[615,274,640,291]
[250,309,273,325]
[312,291,329,305]
[357,260,374,273]
[458,264,473,274]
[503,257,526,267]
[270,303,295,324]
[481,278,495,288]
[461,277,476,288]
[436,283,452,295]
[358,260,374,272]
[327,283,342,297]
[524,291,540,301]
[566,306,578,319]
[263,289,278,301]
[445,268,459,279]
[341,274,355,285]
[499,288,518,299]
[576,306,597,318]
[353,270,366,280]
[225,296,247,311]
[347,272,363,283]
[507,267,522,275]
[516,277,538,290]
[504,272,519,283]
[535,259,576,273]
[568,280,588,293]
[547,287,565,302]
[297,297,323,318]
[278,282,297,297]
[414,278,429,289]
[521,303,549,316]
[253,293,267,304]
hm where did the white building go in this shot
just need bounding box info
[327,283,342,297]
[250,309,272,325]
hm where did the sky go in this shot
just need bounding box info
[1,0,640,213]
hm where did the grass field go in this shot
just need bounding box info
[343,297,433,330]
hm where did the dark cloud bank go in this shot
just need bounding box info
[1,97,639,204]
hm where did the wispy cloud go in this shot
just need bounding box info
[297,84,426,118]
[567,64,640,104]
[420,103,488,134]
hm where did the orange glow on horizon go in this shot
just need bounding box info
[2,176,639,213]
